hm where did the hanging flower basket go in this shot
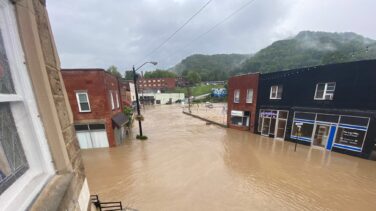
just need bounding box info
[135,115,144,121]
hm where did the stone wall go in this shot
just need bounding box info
[14,0,89,210]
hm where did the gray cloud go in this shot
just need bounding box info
[47,0,376,72]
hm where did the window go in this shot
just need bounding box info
[230,110,250,127]
[115,92,120,108]
[314,82,336,100]
[234,89,240,103]
[110,91,115,110]
[270,85,283,99]
[246,89,253,103]
[76,91,91,112]
[0,2,54,209]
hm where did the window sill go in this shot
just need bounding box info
[0,170,52,210]
[29,173,73,211]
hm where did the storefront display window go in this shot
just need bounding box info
[291,123,314,141]
[333,116,369,152]
[230,110,250,127]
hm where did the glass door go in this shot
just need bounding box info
[261,118,271,136]
[313,124,330,148]
[275,119,287,139]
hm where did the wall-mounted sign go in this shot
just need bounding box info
[231,110,244,117]
[334,127,366,148]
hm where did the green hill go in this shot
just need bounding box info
[233,31,376,74]
[170,54,250,81]
[170,31,376,81]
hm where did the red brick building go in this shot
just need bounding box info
[227,73,260,132]
[61,68,128,148]
[138,77,176,91]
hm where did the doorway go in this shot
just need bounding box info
[275,119,287,139]
[261,118,271,136]
[312,124,330,148]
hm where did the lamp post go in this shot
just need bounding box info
[132,61,157,139]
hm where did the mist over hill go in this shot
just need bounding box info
[170,31,376,80]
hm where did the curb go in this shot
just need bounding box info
[182,111,227,128]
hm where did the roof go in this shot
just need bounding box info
[112,112,129,128]
[61,68,105,72]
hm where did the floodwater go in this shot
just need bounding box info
[82,105,376,211]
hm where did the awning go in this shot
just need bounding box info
[112,112,129,128]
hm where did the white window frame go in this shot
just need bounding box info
[75,91,91,112]
[270,85,282,99]
[234,89,240,103]
[0,1,54,210]
[110,91,115,110]
[314,82,336,100]
[115,92,120,108]
[246,89,253,103]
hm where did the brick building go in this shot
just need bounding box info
[138,77,177,91]
[0,0,89,210]
[227,73,260,132]
[62,69,128,148]
[119,80,136,107]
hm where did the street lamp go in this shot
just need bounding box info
[133,61,158,139]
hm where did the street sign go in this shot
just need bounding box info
[295,122,303,126]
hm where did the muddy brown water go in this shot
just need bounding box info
[82,105,376,211]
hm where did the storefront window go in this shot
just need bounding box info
[230,110,249,127]
[291,123,314,140]
[333,115,369,151]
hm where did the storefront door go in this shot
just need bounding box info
[275,119,287,139]
[313,124,330,148]
[261,118,271,136]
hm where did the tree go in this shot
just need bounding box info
[143,69,177,78]
[107,65,122,78]
[187,71,201,84]
[124,70,140,81]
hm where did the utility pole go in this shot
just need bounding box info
[133,65,143,137]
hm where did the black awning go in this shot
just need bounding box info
[112,112,129,128]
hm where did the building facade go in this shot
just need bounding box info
[227,73,259,132]
[62,69,128,149]
[138,77,177,91]
[255,60,376,159]
[0,0,89,210]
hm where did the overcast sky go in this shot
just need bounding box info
[47,0,376,72]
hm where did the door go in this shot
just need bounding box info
[313,124,330,148]
[76,130,109,149]
[275,119,287,139]
[261,118,271,136]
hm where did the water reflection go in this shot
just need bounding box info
[82,105,376,211]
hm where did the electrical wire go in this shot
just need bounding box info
[184,0,257,51]
[139,0,213,65]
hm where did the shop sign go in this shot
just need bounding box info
[334,127,366,148]
[261,111,277,118]
[231,110,244,117]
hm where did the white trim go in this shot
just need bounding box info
[0,94,22,102]
[233,89,240,103]
[75,91,91,112]
[246,88,253,103]
[0,1,54,209]
[110,91,115,110]
[115,92,120,108]
[314,82,336,100]
[270,85,282,99]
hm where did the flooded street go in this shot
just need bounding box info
[82,105,376,211]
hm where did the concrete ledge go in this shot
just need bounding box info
[183,111,227,128]
[29,173,73,211]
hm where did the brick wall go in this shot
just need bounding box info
[139,77,177,90]
[227,73,259,132]
[16,0,88,210]
[61,69,123,147]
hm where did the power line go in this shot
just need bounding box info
[139,0,213,64]
[184,0,257,51]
